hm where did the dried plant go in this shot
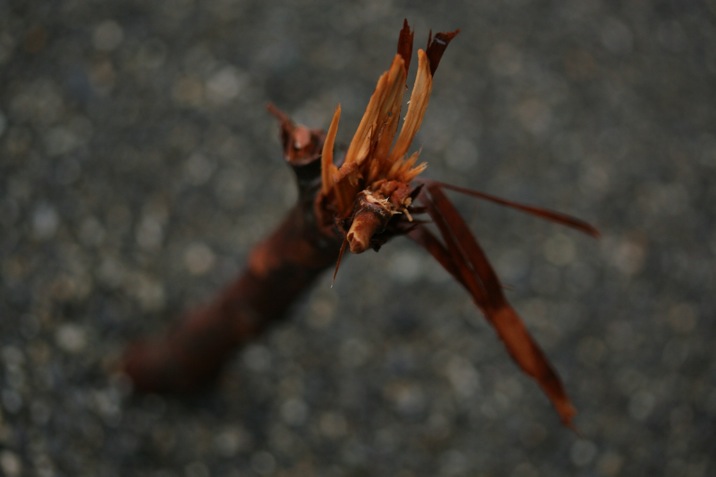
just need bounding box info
[122,20,598,428]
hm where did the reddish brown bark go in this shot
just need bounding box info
[121,113,343,393]
[119,23,462,394]
[121,22,597,428]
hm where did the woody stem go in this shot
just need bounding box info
[120,112,343,393]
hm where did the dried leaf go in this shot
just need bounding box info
[410,180,578,427]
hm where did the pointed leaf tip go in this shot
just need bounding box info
[426,28,460,76]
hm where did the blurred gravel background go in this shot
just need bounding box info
[2,1,715,476]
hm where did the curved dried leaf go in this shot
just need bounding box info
[410,181,577,427]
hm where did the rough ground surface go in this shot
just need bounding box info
[1,1,715,476]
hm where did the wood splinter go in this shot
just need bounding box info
[121,20,598,428]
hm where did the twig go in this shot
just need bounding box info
[121,20,597,428]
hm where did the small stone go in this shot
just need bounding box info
[93,20,124,51]
[183,242,216,275]
[250,451,276,475]
[184,461,209,477]
[0,450,22,477]
[571,439,598,467]
[281,397,308,426]
[318,412,347,438]
[32,204,59,240]
[183,153,215,185]
[388,250,423,282]
[1,390,22,414]
[214,427,250,457]
[135,216,164,251]
[206,66,246,103]
[55,323,87,354]
[242,345,272,372]
[543,233,576,266]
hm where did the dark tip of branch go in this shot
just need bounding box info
[266,102,292,125]
[426,28,460,76]
[397,19,415,72]
[331,238,349,287]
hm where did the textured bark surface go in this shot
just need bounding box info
[121,113,344,392]
[121,203,344,392]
